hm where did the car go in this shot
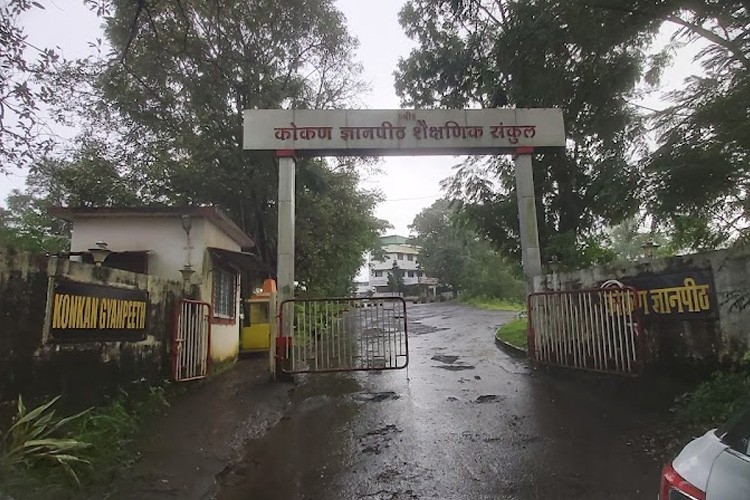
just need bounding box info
[660,406,750,499]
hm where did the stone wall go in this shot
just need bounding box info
[535,247,750,366]
[0,248,184,406]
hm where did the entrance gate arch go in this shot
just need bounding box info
[242,108,565,374]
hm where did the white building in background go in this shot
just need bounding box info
[369,235,438,296]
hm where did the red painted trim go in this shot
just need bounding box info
[515,146,534,155]
[171,302,180,380]
[275,149,297,158]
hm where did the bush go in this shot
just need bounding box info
[0,396,91,485]
[676,370,750,428]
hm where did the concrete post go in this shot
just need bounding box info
[277,154,296,305]
[513,149,543,291]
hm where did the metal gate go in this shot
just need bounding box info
[528,285,644,376]
[278,297,408,373]
[172,299,211,381]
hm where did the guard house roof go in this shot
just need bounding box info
[50,206,255,250]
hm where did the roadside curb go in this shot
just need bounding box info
[494,335,527,358]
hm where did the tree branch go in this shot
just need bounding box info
[665,15,750,71]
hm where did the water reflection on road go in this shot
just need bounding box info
[218,302,660,500]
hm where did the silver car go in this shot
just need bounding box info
[660,407,750,499]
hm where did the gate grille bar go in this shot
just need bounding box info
[172,299,211,382]
[278,297,408,373]
[528,286,643,376]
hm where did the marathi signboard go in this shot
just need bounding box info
[604,270,717,320]
[49,280,149,342]
[242,108,566,155]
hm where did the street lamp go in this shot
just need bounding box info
[88,241,111,267]
[179,263,195,283]
[548,254,560,273]
[641,237,660,260]
[548,255,560,291]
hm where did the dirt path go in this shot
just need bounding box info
[111,357,290,499]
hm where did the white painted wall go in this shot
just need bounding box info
[70,216,192,282]
[69,215,244,364]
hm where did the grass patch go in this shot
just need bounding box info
[461,295,525,311]
[0,383,172,499]
[495,318,528,349]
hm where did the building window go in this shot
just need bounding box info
[407,254,414,261]
[408,271,415,278]
[213,266,237,320]
[397,253,404,260]
[374,271,382,278]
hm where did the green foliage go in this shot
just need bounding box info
[387,263,406,294]
[7,0,382,297]
[0,396,91,486]
[397,1,652,266]
[644,2,750,248]
[397,1,750,260]
[495,318,528,349]
[409,199,524,299]
[295,163,388,297]
[0,384,170,498]
[675,370,750,429]
[462,296,524,312]
[605,218,675,262]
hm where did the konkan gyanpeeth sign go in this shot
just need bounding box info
[243,108,565,155]
[49,279,149,342]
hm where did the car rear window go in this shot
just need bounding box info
[715,406,750,456]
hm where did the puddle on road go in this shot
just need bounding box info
[409,323,448,336]
[430,354,459,364]
[475,394,505,404]
[432,364,475,371]
[350,391,401,403]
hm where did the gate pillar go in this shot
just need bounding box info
[514,148,543,291]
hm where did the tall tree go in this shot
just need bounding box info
[7,0,383,296]
[396,0,656,268]
[409,198,524,299]
[641,2,750,248]
[0,0,60,172]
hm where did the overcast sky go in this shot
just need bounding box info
[6,1,702,237]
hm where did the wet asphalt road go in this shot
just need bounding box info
[217,302,662,500]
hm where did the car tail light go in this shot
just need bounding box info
[660,463,706,500]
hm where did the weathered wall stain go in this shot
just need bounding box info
[539,247,750,366]
[0,248,184,407]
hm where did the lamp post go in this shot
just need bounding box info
[88,241,111,267]
[548,254,560,290]
[642,237,660,260]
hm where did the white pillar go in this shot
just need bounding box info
[513,151,542,290]
[277,155,296,308]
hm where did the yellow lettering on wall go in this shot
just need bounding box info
[140,302,147,328]
[99,299,107,329]
[52,292,147,332]
[59,294,70,329]
[74,296,84,328]
[127,301,135,329]
[52,294,63,329]
[89,297,99,328]
[108,299,117,329]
